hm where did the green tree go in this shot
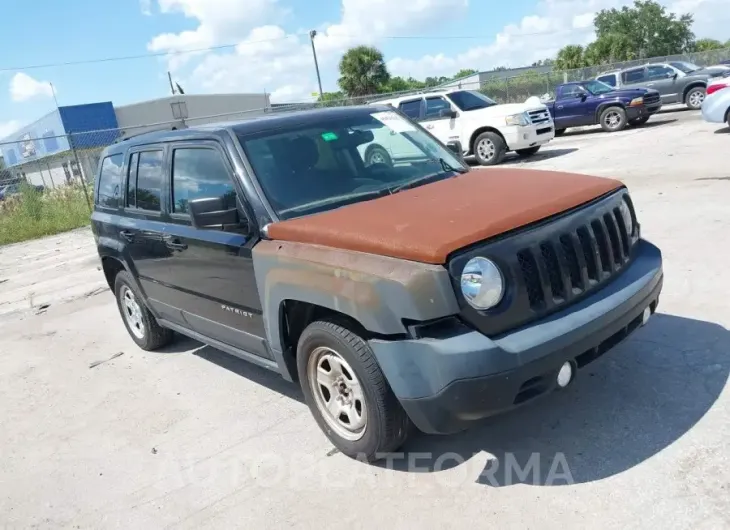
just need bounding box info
[584,33,635,65]
[452,68,477,79]
[337,46,390,97]
[555,45,586,70]
[693,38,724,52]
[593,0,694,58]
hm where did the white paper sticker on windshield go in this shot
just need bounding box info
[372,111,416,133]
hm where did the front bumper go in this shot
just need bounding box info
[627,102,662,120]
[502,123,555,150]
[369,239,663,434]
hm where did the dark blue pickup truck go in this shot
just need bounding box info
[546,80,662,135]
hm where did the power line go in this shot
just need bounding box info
[0,28,577,72]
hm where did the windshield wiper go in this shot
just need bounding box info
[438,157,468,174]
[389,160,467,194]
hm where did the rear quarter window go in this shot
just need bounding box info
[97,154,123,208]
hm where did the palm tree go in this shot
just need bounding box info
[338,46,390,97]
[555,45,586,71]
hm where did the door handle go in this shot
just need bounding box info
[119,230,135,242]
[425,124,434,129]
[557,105,564,109]
[163,235,187,251]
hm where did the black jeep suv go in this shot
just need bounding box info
[91,108,662,461]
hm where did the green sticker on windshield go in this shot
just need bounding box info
[321,131,338,142]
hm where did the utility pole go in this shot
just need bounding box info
[309,30,324,100]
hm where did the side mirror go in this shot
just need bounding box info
[189,196,243,231]
[439,108,457,119]
[446,140,463,158]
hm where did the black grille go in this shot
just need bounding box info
[449,190,638,337]
[518,209,632,310]
[643,92,661,106]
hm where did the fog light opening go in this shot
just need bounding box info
[642,306,652,326]
[557,361,574,388]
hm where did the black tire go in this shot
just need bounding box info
[554,128,566,137]
[685,86,705,110]
[516,146,541,157]
[599,106,627,132]
[472,131,506,166]
[364,144,393,167]
[629,116,650,126]
[114,270,174,351]
[297,319,410,462]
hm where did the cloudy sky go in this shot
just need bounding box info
[0,0,727,138]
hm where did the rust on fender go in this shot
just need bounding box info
[266,168,624,264]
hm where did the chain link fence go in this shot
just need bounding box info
[1,45,728,244]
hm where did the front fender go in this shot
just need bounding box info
[252,240,460,354]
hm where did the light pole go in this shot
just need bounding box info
[309,30,324,100]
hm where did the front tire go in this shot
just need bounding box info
[473,131,506,166]
[685,87,705,110]
[516,146,541,157]
[114,270,174,351]
[364,144,393,167]
[599,106,627,132]
[297,319,410,461]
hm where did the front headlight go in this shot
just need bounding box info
[618,198,634,237]
[629,97,644,107]
[460,257,504,310]
[505,112,530,126]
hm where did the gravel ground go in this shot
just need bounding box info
[0,108,728,529]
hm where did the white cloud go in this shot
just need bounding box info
[146,0,730,102]
[9,73,54,102]
[0,120,22,139]
[148,0,468,102]
[388,0,730,79]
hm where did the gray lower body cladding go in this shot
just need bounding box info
[369,239,663,434]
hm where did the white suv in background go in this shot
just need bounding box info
[368,88,555,166]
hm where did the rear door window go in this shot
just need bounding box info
[622,68,646,84]
[398,99,422,119]
[97,154,123,208]
[127,150,163,211]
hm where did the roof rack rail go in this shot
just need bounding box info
[113,124,188,144]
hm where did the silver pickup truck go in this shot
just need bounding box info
[595,61,717,110]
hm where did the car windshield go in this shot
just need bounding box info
[448,90,498,111]
[670,61,701,73]
[237,109,468,220]
[583,80,615,95]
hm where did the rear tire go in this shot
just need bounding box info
[114,270,174,351]
[516,146,541,157]
[472,131,506,166]
[297,319,410,462]
[685,87,705,110]
[599,106,627,132]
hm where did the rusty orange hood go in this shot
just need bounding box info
[266,169,623,264]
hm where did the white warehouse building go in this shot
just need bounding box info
[0,92,271,188]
